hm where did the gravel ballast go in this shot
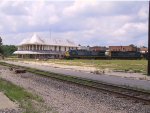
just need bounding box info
[0,65,150,113]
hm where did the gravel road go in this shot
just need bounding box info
[0,65,150,113]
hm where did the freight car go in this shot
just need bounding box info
[65,50,106,59]
[108,51,142,59]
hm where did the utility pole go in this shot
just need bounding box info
[148,1,150,76]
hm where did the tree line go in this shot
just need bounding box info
[0,37,17,57]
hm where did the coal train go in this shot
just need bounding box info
[65,50,143,59]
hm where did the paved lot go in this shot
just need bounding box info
[4,60,150,91]
[0,92,18,110]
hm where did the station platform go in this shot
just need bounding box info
[3,61,150,91]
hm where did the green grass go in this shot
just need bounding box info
[52,59,147,73]
[45,59,147,74]
[0,77,44,113]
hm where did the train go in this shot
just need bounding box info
[109,51,142,59]
[65,50,143,59]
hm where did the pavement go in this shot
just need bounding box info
[0,92,18,110]
[3,60,150,91]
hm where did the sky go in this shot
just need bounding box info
[0,0,149,47]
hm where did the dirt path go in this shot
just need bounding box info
[0,65,150,113]
[0,92,17,109]
[0,92,20,113]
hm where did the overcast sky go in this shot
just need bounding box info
[0,0,148,47]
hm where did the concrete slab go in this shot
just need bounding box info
[0,92,18,110]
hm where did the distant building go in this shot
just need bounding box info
[109,45,137,52]
[139,47,148,54]
[89,46,107,51]
[13,34,78,59]
[78,45,90,50]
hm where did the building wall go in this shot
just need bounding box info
[109,46,137,52]
[90,46,107,51]
[61,46,65,51]
[78,46,90,50]
[66,47,69,51]
[140,47,148,53]
[18,44,77,52]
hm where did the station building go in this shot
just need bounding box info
[13,34,78,59]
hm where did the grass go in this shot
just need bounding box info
[0,77,44,113]
[7,58,147,74]
[0,78,33,102]
[51,59,147,74]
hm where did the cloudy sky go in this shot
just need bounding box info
[0,0,148,47]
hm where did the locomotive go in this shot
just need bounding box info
[109,51,142,59]
[65,50,106,59]
[65,50,142,59]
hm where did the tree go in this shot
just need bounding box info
[1,45,17,57]
[0,37,3,54]
[142,46,147,48]
[129,44,136,47]
[0,37,2,46]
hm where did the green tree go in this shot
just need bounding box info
[0,37,2,46]
[0,37,3,54]
[1,45,17,57]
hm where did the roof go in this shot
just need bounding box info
[140,47,148,51]
[20,34,45,45]
[13,50,64,55]
[19,33,78,47]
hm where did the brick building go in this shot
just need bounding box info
[109,45,137,52]
[89,46,107,51]
[139,47,148,53]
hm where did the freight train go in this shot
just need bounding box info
[65,50,143,59]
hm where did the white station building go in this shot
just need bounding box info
[13,34,78,59]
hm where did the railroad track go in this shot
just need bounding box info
[1,61,150,105]
[23,67,150,105]
[84,81,150,105]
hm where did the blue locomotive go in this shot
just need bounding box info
[65,50,142,59]
[109,51,142,59]
[65,50,106,59]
